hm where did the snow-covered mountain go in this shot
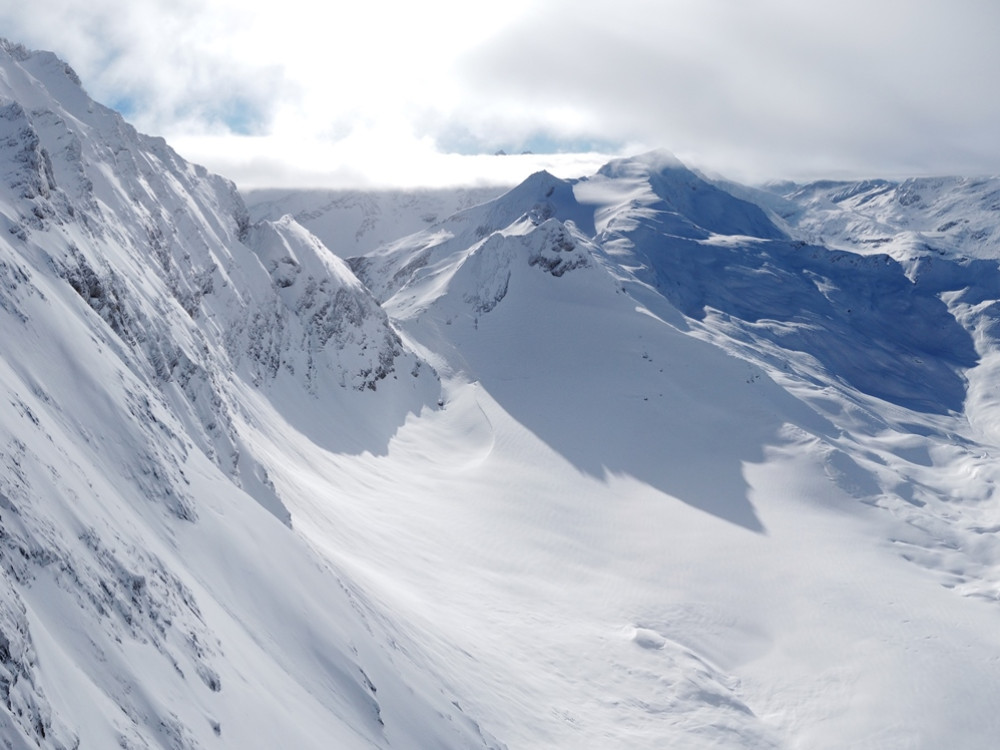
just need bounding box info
[245,185,507,259]
[760,176,1000,260]
[4,38,1000,750]
[332,153,1000,748]
[0,39,499,750]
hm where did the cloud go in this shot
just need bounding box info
[169,131,615,190]
[3,0,1000,186]
[454,0,1000,180]
[2,1,275,131]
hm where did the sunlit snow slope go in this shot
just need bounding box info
[329,152,1000,749]
[245,185,507,258]
[0,39,499,750]
[4,38,1000,750]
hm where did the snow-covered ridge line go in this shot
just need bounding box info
[245,184,508,259]
[0,39,495,750]
[734,174,1000,261]
[331,146,1000,748]
[6,35,1000,750]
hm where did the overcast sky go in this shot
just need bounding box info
[3,0,998,188]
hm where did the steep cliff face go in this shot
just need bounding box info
[0,40,497,750]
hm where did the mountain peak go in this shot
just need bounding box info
[583,150,784,241]
[496,168,573,208]
[596,148,685,179]
[7,36,1000,750]
[483,168,594,236]
[0,37,83,87]
[0,37,33,62]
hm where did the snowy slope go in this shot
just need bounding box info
[5,36,1000,750]
[760,176,1000,261]
[245,185,507,258]
[324,151,1000,748]
[0,39,498,750]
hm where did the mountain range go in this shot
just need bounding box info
[2,38,1000,749]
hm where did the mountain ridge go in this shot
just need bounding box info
[0,39,498,750]
[4,38,1000,750]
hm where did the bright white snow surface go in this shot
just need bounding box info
[3,39,1000,750]
[245,185,508,259]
